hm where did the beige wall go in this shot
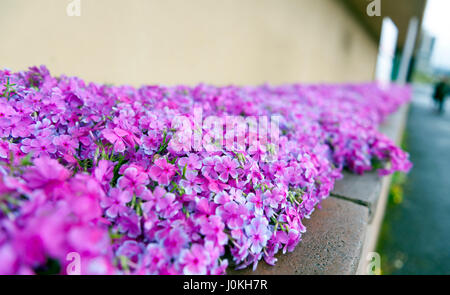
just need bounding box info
[0,0,378,86]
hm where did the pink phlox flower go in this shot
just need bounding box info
[68,174,105,222]
[102,127,129,153]
[269,160,287,179]
[116,240,144,269]
[279,206,306,234]
[20,137,57,158]
[118,166,149,195]
[244,217,271,254]
[117,211,142,238]
[178,153,202,174]
[209,259,229,275]
[205,175,230,193]
[139,112,163,131]
[229,188,246,204]
[213,191,231,205]
[216,201,248,229]
[248,142,267,162]
[94,159,114,187]
[101,188,133,218]
[194,197,217,222]
[168,127,192,153]
[0,116,33,138]
[0,244,19,275]
[143,244,167,274]
[0,140,11,159]
[246,190,265,216]
[162,228,188,257]
[181,243,209,275]
[148,158,176,186]
[199,215,228,246]
[68,225,110,256]
[243,161,264,185]
[154,187,179,219]
[179,171,202,195]
[275,229,301,254]
[214,156,239,182]
[53,134,78,154]
[22,157,70,192]
[263,186,286,209]
[201,156,219,179]
[141,130,162,155]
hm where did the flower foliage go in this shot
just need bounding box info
[0,66,411,274]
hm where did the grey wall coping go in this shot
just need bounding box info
[229,197,368,275]
[228,104,409,275]
[332,171,382,222]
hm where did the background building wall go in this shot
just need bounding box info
[0,0,378,86]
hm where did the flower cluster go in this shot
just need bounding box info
[0,66,411,274]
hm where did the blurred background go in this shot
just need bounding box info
[0,0,425,86]
[1,0,449,274]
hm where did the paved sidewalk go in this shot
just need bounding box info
[377,84,450,274]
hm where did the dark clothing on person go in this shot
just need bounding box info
[433,81,448,114]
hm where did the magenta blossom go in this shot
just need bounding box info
[162,228,188,257]
[0,66,412,275]
[149,158,176,185]
[214,156,239,182]
[178,153,202,173]
[245,217,272,254]
[181,244,209,275]
[118,166,149,195]
[101,188,133,218]
[217,201,249,229]
[200,215,228,246]
[102,127,129,153]
[22,157,70,192]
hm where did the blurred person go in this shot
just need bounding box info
[433,79,448,114]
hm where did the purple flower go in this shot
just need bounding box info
[0,116,33,138]
[205,176,230,193]
[194,197,216,220]
[0,140,11,159]
[217,201,248,229]
[179,171,202,195]
[154,188,178,219]
[245,217,272,254]
[201,156,219,179]
[178,153,202,173]
[68,225,110,255]
[118,166,149,195]
[214,156,239,182]
[20,138,57,157]
[0,244,18,275]
[149,158,176,185]
[101,188,133,218]
[181,244,209,275]
[102,127,128,153]
[94,159,114,187]
[200,215,228,246]
[141,130,162,155]
[275,229,300,254]
[264,187,285,209]
[118,211,142,238]
[116,240,144,267]
[53,135,78,154]
[22,157,70,192]
[0,66,413,275]
[144,244,167,274]
[163,228,188,257]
